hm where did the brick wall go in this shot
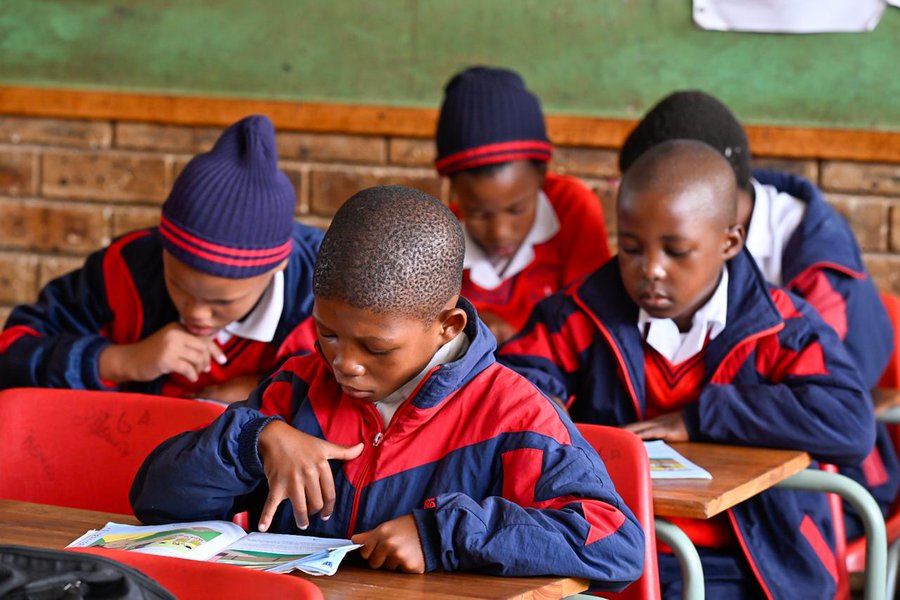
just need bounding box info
[1,115,899,325]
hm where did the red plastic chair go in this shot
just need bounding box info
[577,423,661,600]
[0,387,226,514]
[74,547,323,599]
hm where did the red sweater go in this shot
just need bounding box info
[460,172,610,333]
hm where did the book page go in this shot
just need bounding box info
[210,532,361,575]
[644,440,712,480]
[67,520,247,561]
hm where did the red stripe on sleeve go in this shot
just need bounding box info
[500,309,595,372]
[799,514,839,583]
[501,447,543,505]
[786,270,848,340]
[0,325,40,353]
[861,446,889,487]
[581,500,628,545]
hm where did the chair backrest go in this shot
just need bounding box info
[74,547,323,599]
[0,387,226,514]
[577,423,660,600]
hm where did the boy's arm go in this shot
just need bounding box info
[684,289,876,465]
[497,293,591,402]
[411,431,645,588]
[0,251,117,390]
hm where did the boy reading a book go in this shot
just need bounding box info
[131,185,644,586]
[0,115,322,402]
[499,140,876,598]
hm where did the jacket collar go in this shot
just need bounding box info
[752,168,866,281]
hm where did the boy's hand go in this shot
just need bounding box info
[623,411,689,442]
[196,374,260,404]
[257,420,364,532]
[479,311,517,344]
[98,322,227,383]
[351,514,426,573]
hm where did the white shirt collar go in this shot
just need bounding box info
[217,270,284,345]
[463,190,560,290]
[374,332,470,427]
[744,178,806,285]
[637,267,729,365]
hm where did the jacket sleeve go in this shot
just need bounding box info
[683,289,876,465]
[497,292,594,402]
[0,249,117,390]
[130,390,281,524]
[789,266,893,389]
[412,420,645,588]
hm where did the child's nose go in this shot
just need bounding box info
[182,299,212,320]
[642,254,666,280]
[333,349,365,377]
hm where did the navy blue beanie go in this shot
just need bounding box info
[435,66,551,176]
[160,114,296,278]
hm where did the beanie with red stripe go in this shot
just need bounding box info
[160,114,295,278]
[435,66,552,176]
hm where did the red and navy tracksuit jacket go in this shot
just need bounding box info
[498,250,876,599]
[0,224,323,397]
[755,168,898,531]
[460,172,611,332]
[130,300,645,587]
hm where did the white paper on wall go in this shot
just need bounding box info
[693,0,887,33]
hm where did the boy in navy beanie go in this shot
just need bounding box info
[0,114,323,403]
[436,66,611,343]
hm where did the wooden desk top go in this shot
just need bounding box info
[873,387,900,420]
[0,499,588,600]
[652,442,811,519]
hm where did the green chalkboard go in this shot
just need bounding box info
[1,1,898,129]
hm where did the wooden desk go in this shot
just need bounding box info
[651,442,811,519]
[873,387,900,422]
[0,499,588,600]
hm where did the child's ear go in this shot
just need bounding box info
[723,224,745,260]
[437,297,467,342]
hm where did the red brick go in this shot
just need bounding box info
[0,251,39,304]
[0,305,12,326]
[892,205,900,252]
[0,117,112,149]
[826,194,890,252]
[0,198,109,253]
[116,122,222,153]
[552,147,619,177]
[278,162,308,215]
[0,148,37,196]
[822,161,900,195]
[42,151,169,202]
[111,206,159,238]
[865,254,900,295]
[388,138,436,167]
[752,158,818,183]
[278,132,386,164]
[309,167,443,216]
[38,255,85,288]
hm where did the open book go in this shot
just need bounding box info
[67,521,361,576]
[644,440,712,480]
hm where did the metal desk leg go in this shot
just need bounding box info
[775,469,887,600]
[655,517,705,600]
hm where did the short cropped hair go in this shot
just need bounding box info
[313,185,464,321]
[619,90,751,192]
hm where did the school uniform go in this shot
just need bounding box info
[130,299,645,587]
[752,169,898,532]
[498,250,876,598]
[0,223,323,397]
[460,172,610,332]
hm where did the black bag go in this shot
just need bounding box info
[0,545,175,600]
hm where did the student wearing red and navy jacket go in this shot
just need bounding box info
[435,66,610,343]
[131,186,644,588]
[617,90,897,538]
[0,115,323,403]
[500,141,875,599]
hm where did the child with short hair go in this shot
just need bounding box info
[435,66,610,343]
[618,90,898,537]
[0,115,323,403]
[500,140,876,598]
[130,185,644,587]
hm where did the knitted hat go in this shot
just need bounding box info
[160,114,296,278]
[435,66,551,176]
[618,90,751,190]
